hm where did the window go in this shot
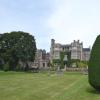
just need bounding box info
[43,63,45,67]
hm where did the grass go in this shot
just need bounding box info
[0,71,100,100]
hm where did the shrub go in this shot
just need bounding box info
[88,35,100,90]
[3,62,9,72]
[16,63,22,71]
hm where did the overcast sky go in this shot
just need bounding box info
[0,0,100,51]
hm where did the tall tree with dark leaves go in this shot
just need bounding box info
[0,31,36,71]
[88,35,100,91]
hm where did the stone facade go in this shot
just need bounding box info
[50,39,90,62]
[71,40,83,60]
[33,39,90,68]
[82,48,91,61]
[33,49,50,69]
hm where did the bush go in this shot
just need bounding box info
[77,61,88,68]
[88,35,100,90]
[16,63,22,71]
[3,62,9,72]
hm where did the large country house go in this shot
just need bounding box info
[33,39,90,69]
[50,39,90,62]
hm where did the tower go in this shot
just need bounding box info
[50,39,55,62]
[71,40,83,60]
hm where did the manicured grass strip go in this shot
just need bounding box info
[0,72,100,100]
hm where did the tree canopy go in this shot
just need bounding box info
[0,31,36,71]
[88,35,100,90]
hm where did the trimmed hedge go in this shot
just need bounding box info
[88,35,100,90]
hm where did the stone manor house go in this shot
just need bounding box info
[50,39,90,62]
[33,39,91,68]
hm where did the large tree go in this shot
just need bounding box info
[88,35,100,90]
[0,31,36,71]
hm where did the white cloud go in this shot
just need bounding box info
[48,0,100,47]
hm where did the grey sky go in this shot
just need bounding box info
[0,0,100,51]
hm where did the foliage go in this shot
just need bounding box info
[48,60,54,68]
[16,63,23,71]
[71,59,88,68]
[60,51,65,69]
[52,59,61,70]
[53,59,61,64]
[77,62,87,68]
[66,51,71,67]
[79,61,88,68]
[3,62,9,71]
[0,59,3,70]
[88,35,100,90]
[0,31,36,71]
[51,52,65,70]
[52,51,71,69]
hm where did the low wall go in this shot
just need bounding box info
[65,67,88,72]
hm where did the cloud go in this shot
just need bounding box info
[0,0,100,51]
[48,0,100,47]
[0,0,54,51]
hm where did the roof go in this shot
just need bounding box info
[83,48,90,51]
[61,44,71,47]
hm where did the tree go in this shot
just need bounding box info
[71,59,80,67]
[53,59,61,70]
[78,61,88,68]
[0,31,36,71]
[52,51,71,70]
[66,51,71,67]
[3,62,9,71]
[88,35,100,90]
[60,51,65,69]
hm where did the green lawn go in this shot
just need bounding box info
[0,71,100,100]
